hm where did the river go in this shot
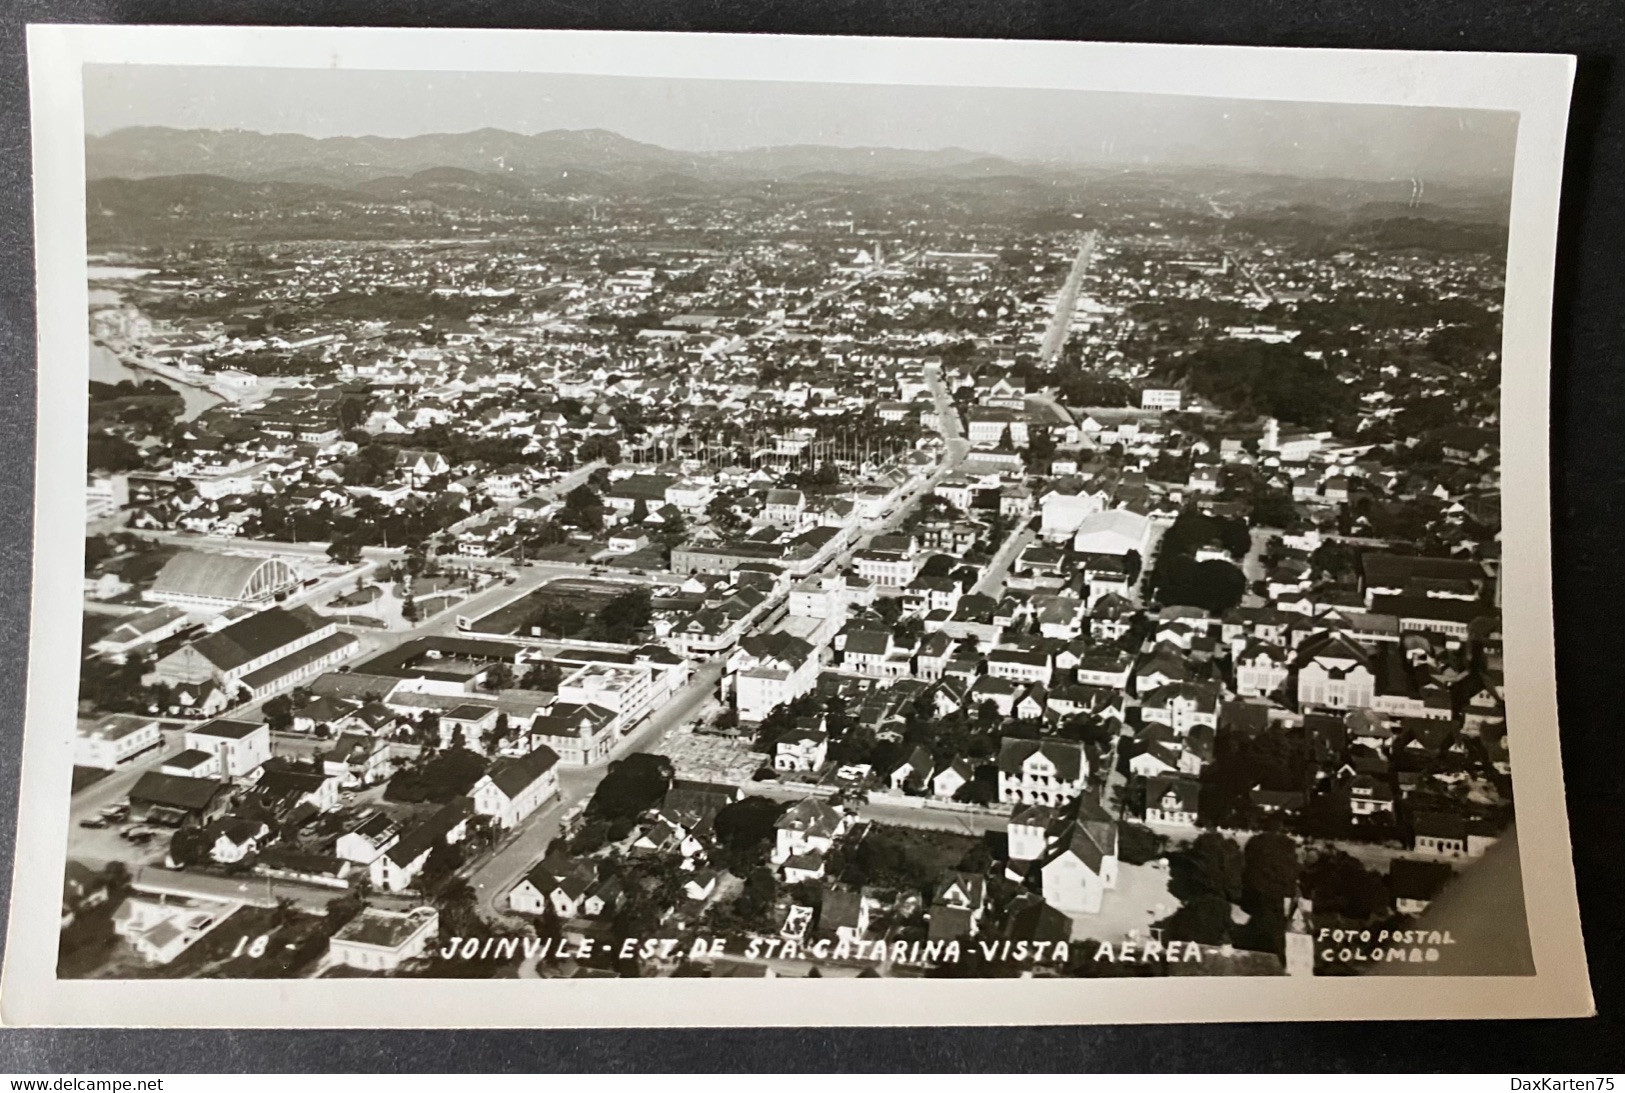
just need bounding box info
[89,339,224,422]
[88,278,226,422]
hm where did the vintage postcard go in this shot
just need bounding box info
[3,25,1591,1025]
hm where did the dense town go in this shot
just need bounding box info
[64,138,1512,981]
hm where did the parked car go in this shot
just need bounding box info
[77,816,107,829]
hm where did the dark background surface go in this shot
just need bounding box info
[0,0,1621,1073]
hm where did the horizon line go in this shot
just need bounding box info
[84,123,1515,187]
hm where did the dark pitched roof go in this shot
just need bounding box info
[1147,775,1201,813]
[843,629,893,657]
[1361,553,1485,590]
[191,607,325,673]
[1389,858,1455,902]
[128,771,227,811]
[484,746,561,798]
[384,797,473,868]
[1413,811,1467,840]
[997,737,1084,782]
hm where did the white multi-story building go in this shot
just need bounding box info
[472,747,561,829]
[996,738,1088,807]
[1234,642,1291,698]
[327,907,439,973]
[74,715,162,770]
[733,636,819,724]
[85,474,129,520]
[854,549,916,589]
[1039,486,1109,541]
[1296,633,1376,710]
[183,718,272,779]
[557,663,653,730]
[790,575,849,621]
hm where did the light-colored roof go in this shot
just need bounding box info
[149,551,300,603]
[1073,509,1151,540]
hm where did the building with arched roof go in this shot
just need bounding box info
[144,550,303,612]
[1070,509,1152,557]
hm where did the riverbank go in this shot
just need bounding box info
[90,339,225,422]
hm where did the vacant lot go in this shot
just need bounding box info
[471,578,636,640]
[656,732,762,785]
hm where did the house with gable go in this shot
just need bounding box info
[1144,775,1200,829]
[471,746,561,829]
[1005,792,1121,916]
[996,738,1088,807]
[771,799,853,879]
[1295,632,1377,710]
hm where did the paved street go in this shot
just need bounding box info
[1038,231,1099,366]
[130,865,403,914]
[974,524,1037,598]
[68,732,193,869]
[123,528,402,563]
[856,798,1010,836]
[465,658,726,920]
[83,292,997,935]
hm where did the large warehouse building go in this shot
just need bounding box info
[144,550,304,613]
[149,606,359,700]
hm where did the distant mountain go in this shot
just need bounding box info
[82,126,1513,250]
[87,174,360,218]
[85,126,1027,187]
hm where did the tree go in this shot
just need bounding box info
[1169,831,1244,905]
[952,765,999,806]
[560,485,606,534]
[166,826,211,869]
[336,395,370,433]
[597,588,652,643]
[1218,518,1252,559]
[706,492,745,536]
[1156,556,1247,614]
[100,860,131,896]
[1249,492,1299,531]
[1117,823,1168,866]
[262,694,294,733]
[1025,425,1056,471]
[585,753,674,823]
[733,867,778,925]
[1310,540,1358,580]
[892,614,925,648]
[1176,342,1356,430]
[384,747,489,803]
[1242,831,1301,911]
[1301,850,1390,922]
[87,432,145,473]
[327,538,362,566]
[422,840,467,887]
[579,435,622,466]
[522,661,564,692]
[342,443,400,487]
[712,797,787,873]
[1157,894,1233,946]
[483,662,514,692]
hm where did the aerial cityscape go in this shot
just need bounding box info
[62,73,1521,981]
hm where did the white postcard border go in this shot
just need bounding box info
[3,24,1591,1027]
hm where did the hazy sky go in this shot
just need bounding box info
[83,65,1518,181]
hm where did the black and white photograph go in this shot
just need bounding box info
[2,26,1590,1026]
